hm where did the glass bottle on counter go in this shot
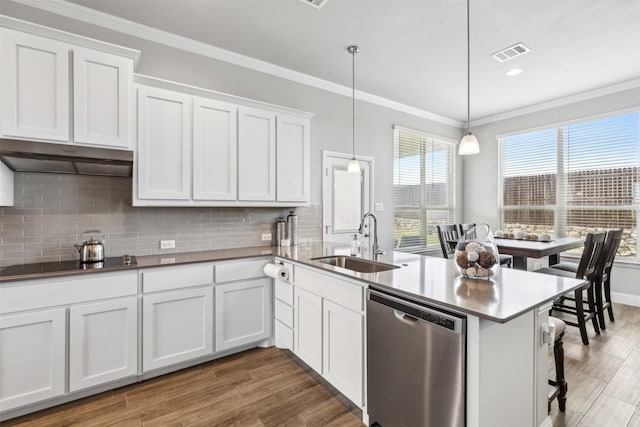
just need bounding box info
[350,234,362,257]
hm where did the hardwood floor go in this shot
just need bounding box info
[550,302,640,427]
[4,302,640,427]
[2,348,362,427]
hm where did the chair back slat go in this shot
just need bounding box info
[437,224,460,259]
[459,223,476,237]
[596,229,623,277]
[576,232,606,280]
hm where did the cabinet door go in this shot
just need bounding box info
[276,114,310,202]
[0,308,66,411]
[322,300,364,406]
[69,297,138,392]
[215,278,271,351]
[0,29,69,141]
[294,286,323,373]
[137,86,192,200]
[193,98,237,200]
[73,48,132,148]
[238,107,276,201]
[142,287,213,371]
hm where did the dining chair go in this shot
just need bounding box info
[548,229,622,330]
[548,316,567,413]
[535,231,606,345]
[436,224,459,259]
[592,229,623,329]
[458,223,513,268]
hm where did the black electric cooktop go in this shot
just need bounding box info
[1,255,137,277]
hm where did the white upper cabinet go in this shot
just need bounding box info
[238,107,277,201]
[277,114,310,202]
[133,77,311,207]
[0,27,135,149]
[73,48,132,148]
[193,98,237,200]
[1,29,70,141]
[137,86,192,200]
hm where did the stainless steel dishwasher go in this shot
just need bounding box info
[367,288,466,427]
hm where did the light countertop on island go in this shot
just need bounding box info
[275,242,587,323]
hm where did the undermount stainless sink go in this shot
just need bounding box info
[310,256,400,273]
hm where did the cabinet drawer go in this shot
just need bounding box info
[0,271,137,315]
[142,264,213,293]
[215,258,268,283]
[275,299,294,328]
[274,279,294,305]
[274,319,293,351]
[295,267,364,312]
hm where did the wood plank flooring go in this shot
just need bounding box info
[550,302,640,427]
[2,348,362,427]
[4,302,640,427]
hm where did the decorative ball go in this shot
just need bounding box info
[494,230,504,238]
[466,267,477,277]
[456,251,470,269]
[478,251,497,268]
[514,231,525,240]
[467,250,479,262]
[466,242,486,253]
[539,233,551,241]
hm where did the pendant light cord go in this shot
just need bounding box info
[352,48,356,157]
[466,0,471,133]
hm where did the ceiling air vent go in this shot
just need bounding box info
[491,42,530,62]
[299,0,329,9]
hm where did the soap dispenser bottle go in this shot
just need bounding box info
[350,234,362,257]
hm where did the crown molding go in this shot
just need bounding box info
[471,78,640,127]
[7,0,463,128]
[0,14,140,65]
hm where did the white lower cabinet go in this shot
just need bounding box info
[69,297,138,392]
[143,287,213,372]
[293,286,323,374]
[215,278,271,352]
[322,300,364,406]
[289,264,366,408]
[0,308,66,411]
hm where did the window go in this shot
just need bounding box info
[499,111,640,259]
[393,126,456,252]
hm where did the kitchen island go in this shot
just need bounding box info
[1,243,584,426]
[274,243,586,427]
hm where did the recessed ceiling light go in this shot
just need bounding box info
[506,68,524,77]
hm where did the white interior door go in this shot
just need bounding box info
[322,151,373,245]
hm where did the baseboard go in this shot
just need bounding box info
[539,415,553,427]
[611,292,640,308]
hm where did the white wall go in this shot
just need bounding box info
[0,2,463,249]
[461,88,640,301]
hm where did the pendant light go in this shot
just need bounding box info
[347,45,361,173]
[459,0,480,155]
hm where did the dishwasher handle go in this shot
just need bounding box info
[394,310,419,324]
[368,288,465,334]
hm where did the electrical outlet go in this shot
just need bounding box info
[262,233,272,241]
[160,239,175,249]
[533,261,542,270]
[375,202,384,212]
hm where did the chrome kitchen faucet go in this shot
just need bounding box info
[359,212,384,260]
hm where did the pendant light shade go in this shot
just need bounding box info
[347,45,360,173]
[459,131,480,155]
[459,0,480,155]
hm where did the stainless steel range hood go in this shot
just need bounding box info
[0,138,134,177]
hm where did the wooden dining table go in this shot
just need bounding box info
[494,236,584,270]
[449,236,584,270]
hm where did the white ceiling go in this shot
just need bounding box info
[66,0,640,124]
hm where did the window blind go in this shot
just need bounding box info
[499,111,639,259]
[394,127,455,252]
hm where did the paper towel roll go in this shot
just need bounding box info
[263,263,290,281]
